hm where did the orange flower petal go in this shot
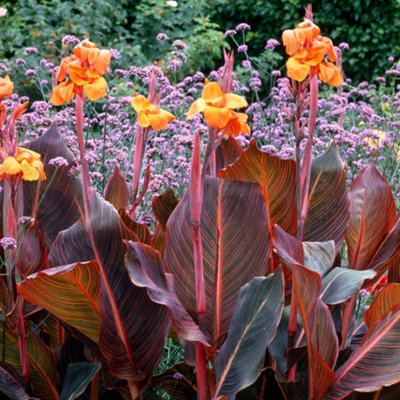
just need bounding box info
[203,106,231,129]
[83,77,107,101]
[202,81,224,101]
[93,49,111,75]
[50,81,75,106]
[294,44,325,66]
[282,30,301,56]
[223,93,248,109]
[187,98,207,120]
[318,62,343,86]
[0,75,14,100]
[56,55,79,82]
[20,159,40,181]
[148,109,175,131]
[68,64,100,86]
[15,147,41,163]
[31,160,46,180]
[2,157,21,175]
[286,57,310,82]
[319,36,337,62]
[137,110,151,128]
[131,95,153,112]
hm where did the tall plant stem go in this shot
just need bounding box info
[288,74,319,381]
[75,95,92,222]
[192,132,208,399]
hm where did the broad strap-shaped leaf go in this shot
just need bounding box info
[273,224,334,277]
[60,362,101,400]
[364,283,400,328]
[324,303,400,399]
[304,143,349,248]
[49,194,170,382]
[310,299,339,369]
[103,165,130,210]
[292,264,336,399]
[216,135,244,172]
[0,324,58,399]
[125,241,208,344]
[218,139,297,235]
[15,221,48,279]
[368,215,400,278]
[215,270,284,399]
[25,123,82,249]
[164,176,271,343]
[0,363,35,400]
[346,162,396,270]
[17,261,101,343]
[321,268,376,305]
[119,208,152,245]
[152,188,179,230]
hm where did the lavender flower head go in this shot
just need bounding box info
[265,39,280,50]
[156,33,169,41]
[49,156,69,167]
[224,29,237,36]
[242,60,252,69]
[62,35,80,45]
[236,23,251,31]
[110,48,121,60]
[172,39,186,50]
[237,45,248,53]
[24,47,38,54]
[0,237,17,250]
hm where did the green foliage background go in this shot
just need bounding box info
[0,0,399,82]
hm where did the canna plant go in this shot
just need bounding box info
[0,6,399,400]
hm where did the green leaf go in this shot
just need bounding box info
[324,303,400,399]
[218,139,297,235]
[60,362,101,400]
[304,143,349,248]
[215,270,284,399]
[164,176,271,344]
[17,261,101,343]
[321,268,376,305]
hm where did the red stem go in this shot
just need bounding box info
[75,95,92,222]
[196,343,208,400]
[18,309,30,385]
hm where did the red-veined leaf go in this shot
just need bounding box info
[119,209,152,245]
[125,241,208,344]
[24,123,82,249]
[304,143,349,248]
[215,270,284,399]
[320,268,376,305]
[17,261,101,343]
[103,165,130,210]
[345,162,396,270]
[216,135,244,172]
[49,194,171,382]
[364,283,400,328]
[292,264,336,399]
[164,176,271,344]
[218,139,297,235]
[0,363,35,400]
[15,221,48,279]
[324,303,400,399]
[151,189,179,230]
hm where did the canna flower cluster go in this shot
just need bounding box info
[282,19,343,86]
[50,39,111,105]
[0,147,46,181]
[187,79,250,136]
[0,75,13,101]
[131,92,175,131]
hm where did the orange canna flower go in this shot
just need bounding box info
[0,147,46,181]
[282,19,343,86]
[0,75,14,101]
[187,80,249,135]
[50,39,111,106]
[131,93,175,131]
[222,111,250,137]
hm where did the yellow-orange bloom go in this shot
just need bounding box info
[187,80,249,135]
[0,75,14,101]
[50,39,110,106]
[282,19,343,86]
[223,111,250,137]
[131,93,175,131]
[0,147,46,181]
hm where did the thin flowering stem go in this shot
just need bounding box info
[75,94,92,222]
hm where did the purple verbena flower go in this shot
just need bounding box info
[24,47,38,54]
[265,39,280,50]
[224,29,237,36]
[62,35,80,45]
[172,39,186,50]
[156,33,169,41]
[237,44,248,53]
[236,23,251,31]
[0,237,17,250]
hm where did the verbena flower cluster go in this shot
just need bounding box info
[2,30,399,224]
